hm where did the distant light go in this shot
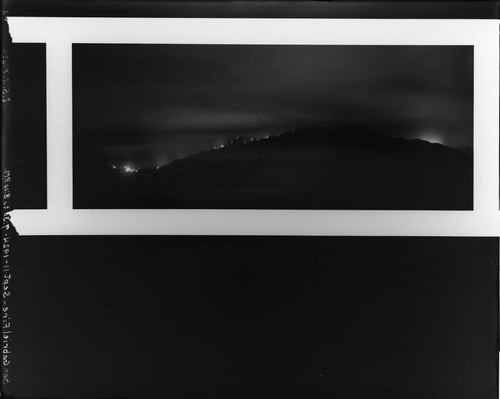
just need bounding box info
[156,166,160,170]
[111,165,117,169]
[418,131,444,145]
[123,165,138,173]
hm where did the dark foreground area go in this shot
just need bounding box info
[6,236,498,398]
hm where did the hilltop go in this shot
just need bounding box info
[74,127,473,210]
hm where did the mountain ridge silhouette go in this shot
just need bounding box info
[74,126,472,210]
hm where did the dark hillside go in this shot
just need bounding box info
[74,127,472,210]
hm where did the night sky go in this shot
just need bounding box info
[73,45,473,170]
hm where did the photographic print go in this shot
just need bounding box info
[73,45,473,210]
[2,3,500,399]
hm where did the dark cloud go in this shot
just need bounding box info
[74,44,473,168]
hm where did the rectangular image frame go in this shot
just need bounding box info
[6,17,500,236]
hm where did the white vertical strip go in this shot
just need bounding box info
[46,42,72,211]
[474,24,500,213]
